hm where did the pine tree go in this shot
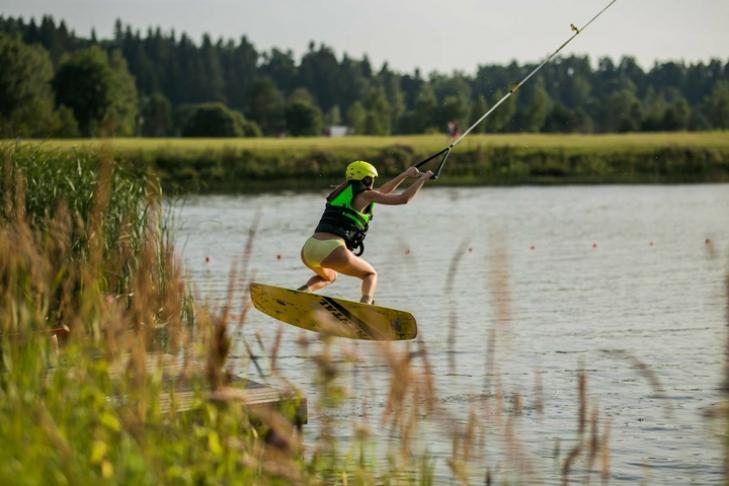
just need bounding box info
[107,49,139,135]
[140,92,172,136]
[199,34,225,102]
[346,101,366,135]
[247,76,284,135]
[260,48,295,97]
[363,86,391,135]
[298,43,341,111]
[379,65,405,134]
[484,90,515,133]
[703,80,729,129]
[469,95,488,133]
[413,84,438,133]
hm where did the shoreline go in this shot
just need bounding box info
[6,132,729,193]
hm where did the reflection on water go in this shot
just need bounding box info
[174,184,728,484]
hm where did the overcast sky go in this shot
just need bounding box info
[2,0,728,73]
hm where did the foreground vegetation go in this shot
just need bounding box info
[0,145,611,484]
[1,144,726,484]
[14,132,729,192]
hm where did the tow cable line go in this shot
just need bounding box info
[414,0,618,179]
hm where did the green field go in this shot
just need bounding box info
[8,131,729,192]
[23,131,729,152]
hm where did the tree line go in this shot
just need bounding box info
[1,15,728,138]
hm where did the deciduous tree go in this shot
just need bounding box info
[0,33,60,137]
[53,46,138,136]
[285,89,323,136]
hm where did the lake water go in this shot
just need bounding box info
[174,184,728,484]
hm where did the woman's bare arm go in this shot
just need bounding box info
[377,172,406,194]
[376,166,420,194]
[359,170,433,206]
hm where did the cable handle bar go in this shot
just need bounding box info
[414,146,451,180]
[410,0,618,181]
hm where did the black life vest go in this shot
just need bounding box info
[314,181,374,256]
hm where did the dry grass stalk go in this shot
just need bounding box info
[578,369,587,436]
[446,406,481,482]
[464,407,479,463]
[493,374,504,428]
[587,402,600,471]
[484,327,497,394]
[561,442,583,486]
[445,239,470,375]
[220,251,239,326]
[312,329,339,456]
[534,368,544,418]
[236,218,259,300]
[561,369,588,485]
[603,350,673,418]
[601,419,612,484]
[502,394,534,482]
[416,336,436,415]
[446,424,471,485]
[2,147,12,217]
[379,341,415,446]
[206,314,231,390]
[484,229,511,429]
[561,366,612,485]
[487,232,512,333]
[725,266,729,482]
[723,264,729,395]
[512,392,523,417]
[372,335,438,466]
[270,326,283,374]
[222,216,258,329]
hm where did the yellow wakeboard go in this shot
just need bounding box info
[249,283,417,341]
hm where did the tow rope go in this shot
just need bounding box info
[415,0,618,179]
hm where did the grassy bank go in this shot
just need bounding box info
[12,131,729,192]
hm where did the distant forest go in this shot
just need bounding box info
[1,15,728,138]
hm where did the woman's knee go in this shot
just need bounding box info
[319,269,337,283]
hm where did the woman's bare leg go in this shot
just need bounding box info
[321,247,377,304]
[297,268,337,292]
[299,246,338,292]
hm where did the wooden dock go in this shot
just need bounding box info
[110,353,307,428]
[25,331,308,430]
[160,375,307,427]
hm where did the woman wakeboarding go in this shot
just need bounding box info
[297,161,433,304]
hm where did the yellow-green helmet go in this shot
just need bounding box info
[345,160,378,181]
